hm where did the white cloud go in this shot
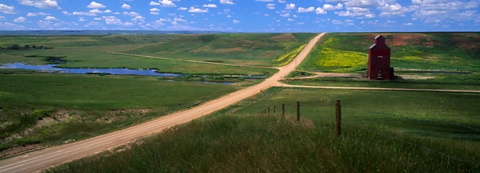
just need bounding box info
[226,15,232,18]
[161,0,176,7]
[220,0,235,5]
[103,16,122,25]
[316,7,327,14]
[104,10,112,13]
[203,4,218,8]
[27,12,50,17]
[403,22,413,26]
[0,4,16,14]
[178,7,188,10]
[14,17,26,22]
[278,0,286,3]
[79,17,85,21]
[332,19,343,25]
[233,19,240,24]
[335,7,375,18]
[286,3,295,10]
[298,7,314,13]
[122,4,131,9]
[132,16,145,22]
[73,11,96,16]
[280,13,289,17]
[288,18,294,21]
[323,3,343,10]
[87,1,106,9]
[150,1,160,6]
[123,11,140,17]
[44,16,58,21]
[255,0,273,2]
[0,16,4,20]
[18,0,60,9]
[267,4,275,10]
[89,9,103,13]
[150,8,160,12]
[189,7,208,13]
[0,22,24,29]
[94,18,102,20]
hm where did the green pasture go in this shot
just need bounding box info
[126,33,317,66]
[48,87,480,172]
[300,33,480,73]
[282,73,480,90]
[0,73,238,152]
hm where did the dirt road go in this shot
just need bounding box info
[0,33,325,173]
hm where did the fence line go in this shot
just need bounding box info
[343,121,480,167]
[343,106,480,133]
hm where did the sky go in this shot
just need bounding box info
[0,0,479,32]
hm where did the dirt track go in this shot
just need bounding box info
[0,33,326,173]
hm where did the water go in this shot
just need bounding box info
[0,63,181,77]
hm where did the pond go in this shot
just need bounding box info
[0,63,181,77]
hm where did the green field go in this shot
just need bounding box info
[47,88,480,172]
[0,33,314,76]
[126,33,316,66]
[0,73,239,153]
[300,33,480,73]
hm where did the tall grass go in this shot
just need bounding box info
[47,87,480,172]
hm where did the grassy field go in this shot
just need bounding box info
[47,87,480,172]
[0,73,240,153]
[300,32,480,73]
[126,33,317,66]
[0,34,301,76]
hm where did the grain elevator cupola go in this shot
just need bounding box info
[368,35,393,80]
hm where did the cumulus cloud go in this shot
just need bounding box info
[0,4,16,14]
[278,0,286,3]
[203,4,217,8]
[161,0,176,7]
[188,7,208,13]
[285,3,295,10]
[316,7,327,14]
[150,1,160,6]
[44,16,58,20]
[323,3,343,10]
[298,7,314,13]
[14,16,26,22]
[87,1,106,9]
[18,0,60,9]
[123,11,140,17]
[403,22,413,26]
[267,4,275,10]
[233,19,240,24]
[122,4,131,9]
[178,7,188,10]
[220,0,235,5]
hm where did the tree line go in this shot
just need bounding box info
[0,44,53,50]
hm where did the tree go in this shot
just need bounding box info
[24,44,30,49]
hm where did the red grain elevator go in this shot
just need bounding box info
[368,35,392,80]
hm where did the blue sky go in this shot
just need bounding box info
[0,0,479,32]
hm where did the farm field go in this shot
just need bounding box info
[0,73,240,157]
[292,32,480,88]
[47,87,480,172]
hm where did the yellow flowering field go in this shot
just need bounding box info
[272,44,306,66]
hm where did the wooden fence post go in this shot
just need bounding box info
[282,102,285,116]
[264,109,266,115]
[297,101,300,121]
[335,100,341,137]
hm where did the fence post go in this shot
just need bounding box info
[264,109,266,115]
[297,101,300,121]
[335,100,341,137]
[282,102,285,116]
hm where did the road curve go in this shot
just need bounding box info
[0,33,326,173]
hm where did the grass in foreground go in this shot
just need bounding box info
[48,88,480,172]
[0,73,238,152]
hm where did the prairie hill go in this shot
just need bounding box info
[126,33,317,66]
